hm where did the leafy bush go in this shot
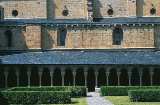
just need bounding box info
[0,91,71,104]
[100,86,159,96]
[7,86,86,97]
[128,89,160,102]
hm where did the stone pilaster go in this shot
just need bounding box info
[116,68,121,86]
[38,67,43,87]
[49,65,54,86]
[138,67,143,86]
[4,67,9,88]
[60,66,66,86]
[105,66,111,86]
[127,66,133,86]
[27,67,31,87]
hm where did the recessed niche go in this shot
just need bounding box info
[12,10,18,17]
[108,9,114,16]
[62,10,68,16]
[150,8,156,15]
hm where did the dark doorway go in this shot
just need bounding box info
[64,69,73,86]
[109,68,117,86]
[153,68,160,85]
[42,68,50,86]
[120,69,128,86]
[76,68,85,86]
[19,67,27,86]
[0,67,5,88]
[8,67,16,87]
[87,68,95,92]
[98,68,106,87]
[53,68,61,86]
[142,68,150,86]
[131,68,139,86]
[30,66,39,86]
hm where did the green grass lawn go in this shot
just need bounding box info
[8,97,87,105]
[105,96,160,105]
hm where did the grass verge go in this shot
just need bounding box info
[105,96,160,105]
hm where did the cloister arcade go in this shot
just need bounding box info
[0,65,160,91]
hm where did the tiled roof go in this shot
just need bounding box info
[0,50,160,65]
[2,17,160,25]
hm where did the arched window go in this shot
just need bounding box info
[5,30,12,47]
[57,29,66,46]
[113,28,123,45]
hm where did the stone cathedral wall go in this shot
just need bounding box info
[0,0,47,19]
[47,0,87,19]
[0,25,156,50]
[41,25,154,49]
[93,0,136,18]
[137,0,160,17]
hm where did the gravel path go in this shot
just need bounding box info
[86,92,113,105]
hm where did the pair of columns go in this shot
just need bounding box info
[4,67,20,88]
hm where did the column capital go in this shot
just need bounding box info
[105,71,110,76]
[104,65,112,72]
[70,66,77,71]
[15,69,20,76]
[48,65,55,72]
[149,66,155,72]
[27,66,31,72]
[83,66,89,72]
[60,66,66,71]
[116,68,121,77]
[94,71,99,76]
[138,67,143,76]
[38,66,43,76]
[38,66,44,72]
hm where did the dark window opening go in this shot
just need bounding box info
[58,29,66,46]
[113,28,123,45]
[62,10,68,16]
[5,30,12,47]
[108,9,114,16]
[150,8,156,15]
[12,10,18,17]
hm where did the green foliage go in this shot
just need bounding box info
[7,86,86,97]
[128,89,160,102]
[100,86,159,96]
[0,91,71,104]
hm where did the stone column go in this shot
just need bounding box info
[138,68,143,86]
[38,67,43,87]
[105,66,111,86]
[49,66,54,86]
[127,67,132,86]
[27,67,31,87]
[61,67,65,86]
[116,68,121,86]
[84,67,88,86]
[4,67,9,88]
[149,67,154,86]
[94,70,99,88]
[72,67,77,86]
[15,67,20,87]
